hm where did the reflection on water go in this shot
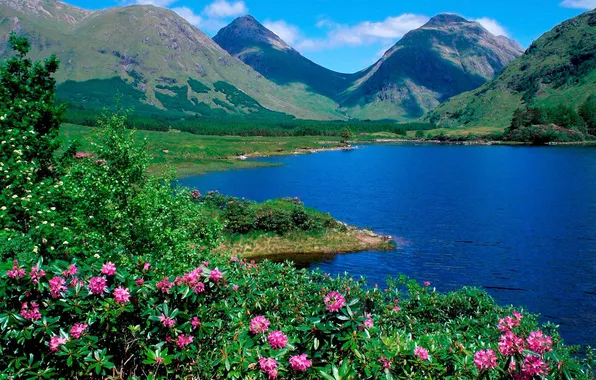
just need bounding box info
[179,144,596,347]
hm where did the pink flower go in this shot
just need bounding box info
[176,334,193,349]
[526,330,553,354]
[156,277,174,294]
[70,323,88,339]
[191,317,201,330]
[143,262,151,271]
[414,346,429,361]
[89,277,107,294]
[159,314,176,328]
[379,356,392,370]
[49,336,67,352]
[191,189,202,199]
[70,277,83,288]
[267,330,288,349]
[74,151,91,159]
[324,291,346,312]
[289,354,312,372]
[155,357,164,364]
[474,349,498,371]
[101,262,116,276]
[135,278,144,286]
[62,264,78,277]
[20,302,41,321]
[30,265,45,284]
[113,286,130,304]
[259,357,278,378]
[49,276,66,298]
[193,282,205,294]
[522,355,549,376]
[362,313,374,329]
[499,331,525,356]
[232,284,239,291]
[393,305,401,312]
[498,316,521,332]
[249,316,270,335]
[424,281,431,287]
[7,260,25,279]
[209,268,223,282]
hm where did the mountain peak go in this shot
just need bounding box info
[214,15,292,54]
[424,13,472,27]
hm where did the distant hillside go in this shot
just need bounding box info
[0,0,345,120]
[426,10,596,128]
[340,14,524,120]
[213,15,354,100]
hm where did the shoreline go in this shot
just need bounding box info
[214,224,395,259]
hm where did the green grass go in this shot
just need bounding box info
[59,123,345,176]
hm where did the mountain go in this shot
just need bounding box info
[213,15,354,100]
[339,14,524,120]
[0,0,345,120]
[425,10,596,128]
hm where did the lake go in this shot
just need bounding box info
[178,144,596,347]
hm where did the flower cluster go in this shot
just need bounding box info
[323,291,345,312]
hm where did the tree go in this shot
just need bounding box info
[415,130,425,139]
[579,95,596,136]
[340,126,353,144]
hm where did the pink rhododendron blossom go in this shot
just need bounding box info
[527,330,553,354]
[155,357,164,364]
[74,152,91,159]
[113,286,130,304]
[193,282,205,294]
[159,314,176,328]
[522,355,549,376]
[393,305,401,312]
[499,331,525,356]
[424,281,431,287]
[101,262,116,276]
[89,277,107,294]
[156,277,174,293]
[498,316,521,332]
[30,265,45,284]
[7,260,25,279]
[232,284,239,291]
[50,336,67,352]
[20,302,41,320]
[474,349,498,371]
[49,276,66,298]
[379,356,392,370]
[69,277,82,288]
[249,316,270,334]
[324,291,346,312]
[135,278,144,286]
[143,262,151,271]
[289,354,312,371]
[414,347,429,360]
[191,189,201,199]
[70,323,88,339]
[259,357,278,378]
[176,334,193,349]
[62,264,78,277]
[191,317,201,330]
[362,313,374,329]
[209,268,223,282]
[267,330,288,349]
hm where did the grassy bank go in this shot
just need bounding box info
[59,123,347,176]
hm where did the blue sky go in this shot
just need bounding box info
[65,0,594,73]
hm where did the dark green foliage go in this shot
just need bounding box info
[187,78,210,94]
[199,192,336,235]
[415,130,425,138]
[579,95,596,135]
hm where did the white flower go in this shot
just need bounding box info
[33,246,38,253]
[94,254,100,258]
[63,241,68,245]
[0,206,6,210]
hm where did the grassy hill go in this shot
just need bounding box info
[0,0,345,121]
[426,10,596,128]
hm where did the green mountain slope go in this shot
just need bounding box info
[425,10,596,128]
[340,14,524,120]
[0,0,345,120]
[213,15,355,100]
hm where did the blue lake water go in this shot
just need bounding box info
[178,144,596,347]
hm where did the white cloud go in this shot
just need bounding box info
[203,0,248,18]
[172,6,202,25]
[474,17,509,37]
[559,0,596,9]
[135,0,178,6]
[296,14,428,52]
[263,20,301,44]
